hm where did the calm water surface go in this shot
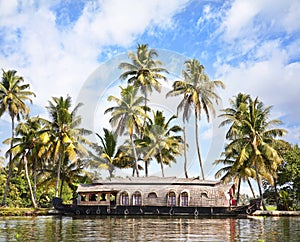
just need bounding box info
[0,215,300,241]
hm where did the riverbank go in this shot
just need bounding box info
[252,210,300,216]
[0,207,56,216]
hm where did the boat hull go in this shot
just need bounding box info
[52,197,258,216]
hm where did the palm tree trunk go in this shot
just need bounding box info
[143,90,148,177]
[33,156,37,201]
[254,161,267,210]
[56,146,65,197]
[247,178,256,197]
[145,160,148,177]
[159,152,165,177]
[109,164,114,178]
[252,139,266,210]
[60,175,64,198]
[23,154,37,208]
[1,117,15,206]
[55,157,62,197]
[130,135,139,177]
[183,127,188,178]
[274,178,279,209]
[195,112,205,180]
[236,177,241,205]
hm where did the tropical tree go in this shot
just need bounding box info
[214,147,256,204]
[276,144,300,209]
[96,129,117,177]
[105,85,147,177]
[119,44,168,174]
[215,93,256,203]
[87,128,119,178]
[43,96,91,197]
[219,94,287,209]
[5,117,45,208]
[0,69,35,206]
[119,43,168,110]
[141,110,183,177]
[167,59,225,180]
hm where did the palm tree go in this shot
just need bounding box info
[119,44,168,103]
[167,59,225,180]
[0,69,35,206]
[105,85,147,177]
[219,93,250,140]
[93,128,118,178]
[142,110,183,177]
[214,147,256,203]
[119,44,168,175]
[219,94,287,209]
[216,93,256,202]
[5,117,42,208]
[43,96,91,197]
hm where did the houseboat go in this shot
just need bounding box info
[52,176,260,216]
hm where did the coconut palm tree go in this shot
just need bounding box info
[5,117,45,208]
[0,69,35,206]
[214,147,256,203]
[141,110,183,177]
[219,94,287,209]
[43,96,91,197]
[119,44,168,175]
[167,59,225,180]
[90,128,118,178]
[216,93,256,202]
[105,85,147,177]
[119,44,168,103]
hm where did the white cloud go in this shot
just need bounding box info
[220,0,259,41]
[208,0,300,146]
[215,45,300,145]
[0,0,188,108]
[0,0,18,17]
[219,0,299,41]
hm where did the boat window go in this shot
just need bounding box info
[167,191,176,206]
[100,193,107,201]
[89,193,98,201]
[132,192,142,205]
[120,192,129,205]
[201,192,208,198]
[81,194,87,201]
[180,192,189,206]
[148,192,158,198]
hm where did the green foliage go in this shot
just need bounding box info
[0,170,31,207]
[217,93,287,210]
[277,144,300,210]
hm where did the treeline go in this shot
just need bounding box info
[0,44,298,210]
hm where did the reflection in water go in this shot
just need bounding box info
[1,216,300,241]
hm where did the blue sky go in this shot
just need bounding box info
[1,0,300,180]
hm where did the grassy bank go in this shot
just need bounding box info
[0,207,52,216]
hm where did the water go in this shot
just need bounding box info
[0,216,300,241]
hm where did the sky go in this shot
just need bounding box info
[0,0,300,182]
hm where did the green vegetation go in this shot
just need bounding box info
[215,93,287,210]
[0,44,298,210]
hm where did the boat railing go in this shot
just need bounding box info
[79,200,110,206]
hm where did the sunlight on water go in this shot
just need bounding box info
[1,216,300,241]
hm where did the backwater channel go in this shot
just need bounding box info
[1,215,300,241]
